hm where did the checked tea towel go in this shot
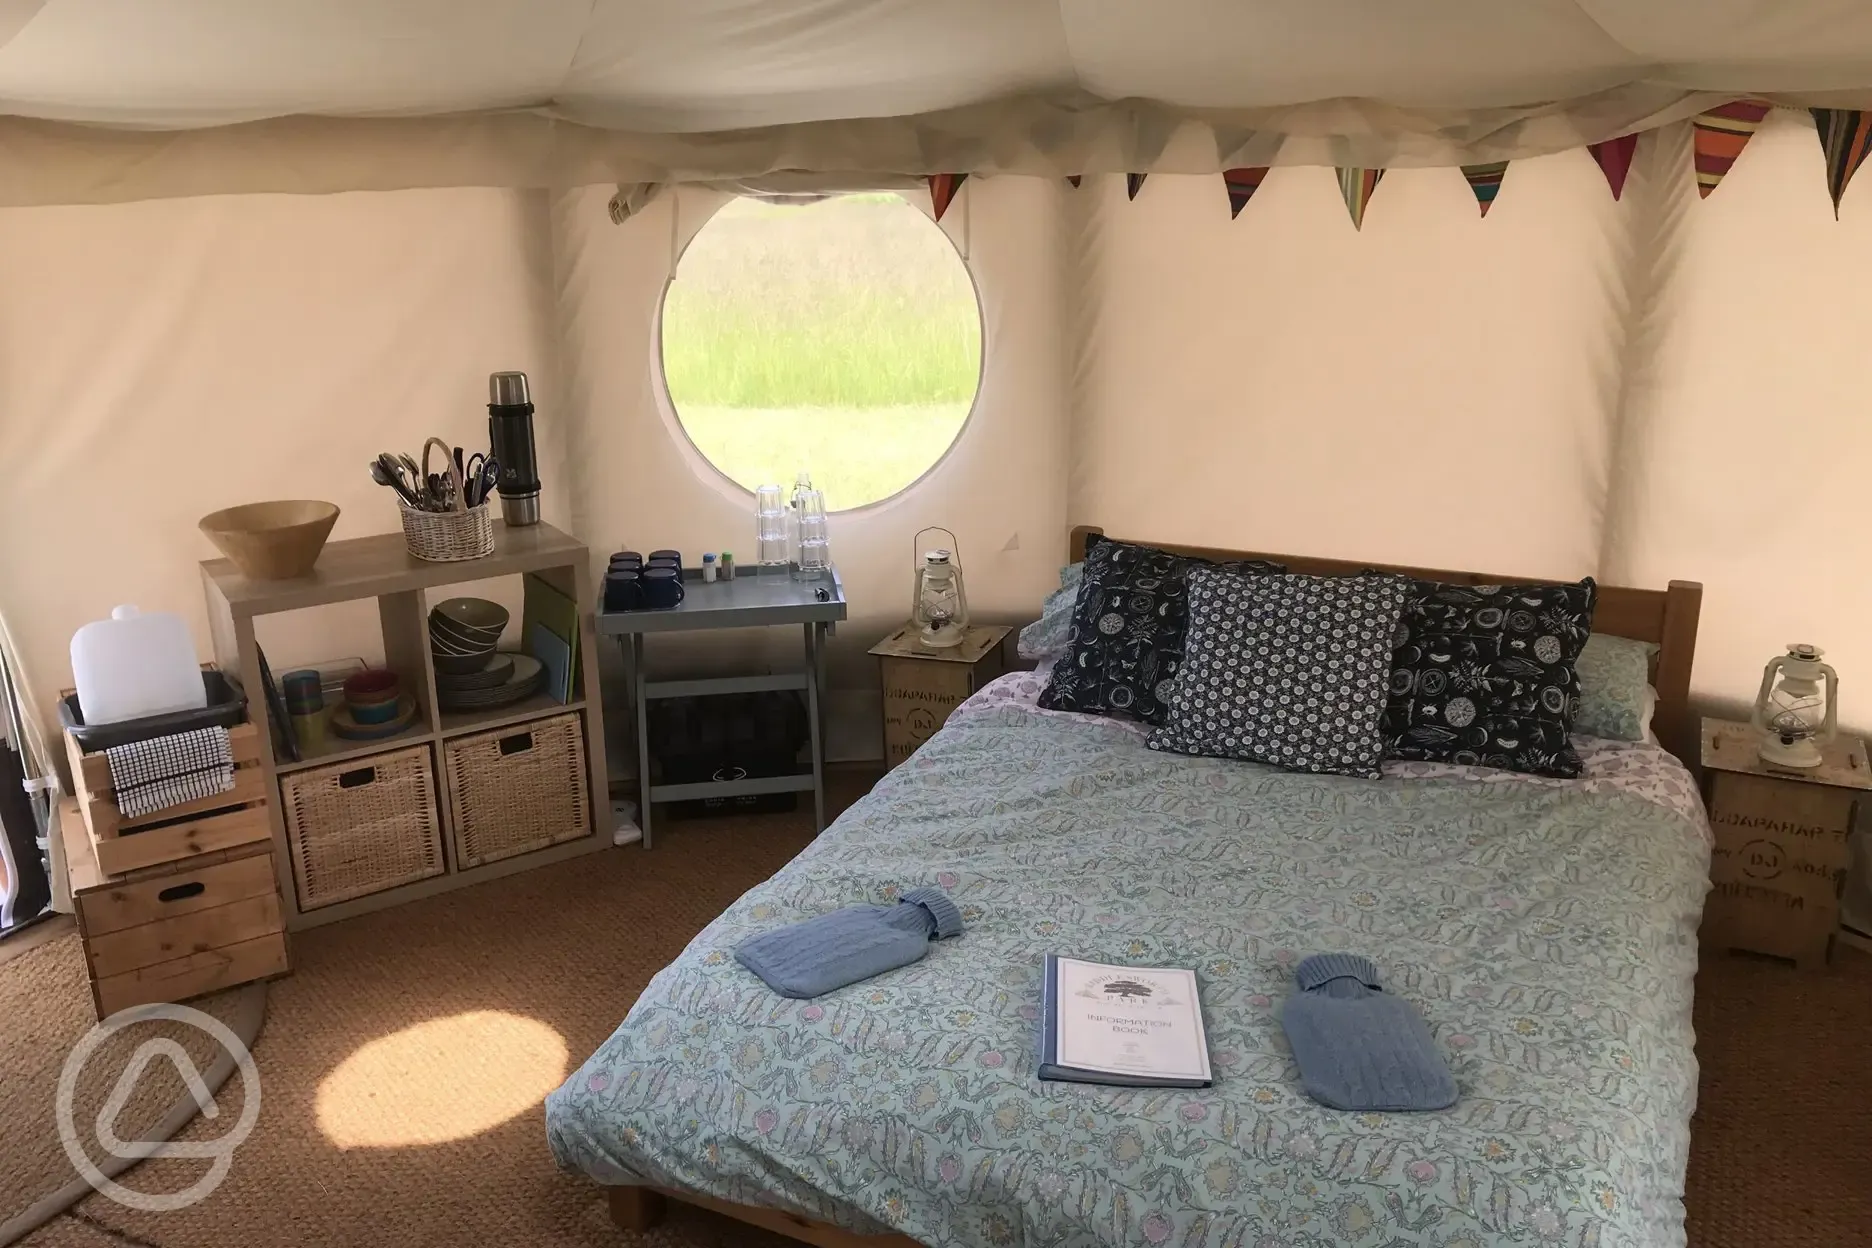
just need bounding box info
[105,726,236,819]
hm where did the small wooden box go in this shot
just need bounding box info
[63,719,272,876]
[869,623,1010,768]
[1700,718,1870,968]
[60,797,290,1020]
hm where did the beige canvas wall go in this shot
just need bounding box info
[0,177,1071,763]
[0,187,565,730]
[4,120,1871,755]
[1069,149,1628,578]
[1070,113,1872,729]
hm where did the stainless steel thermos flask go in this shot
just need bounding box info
[487,371,541,526]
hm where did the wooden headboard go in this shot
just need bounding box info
[1069,526,1704,770]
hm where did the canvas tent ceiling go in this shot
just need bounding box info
[5,1,1872,204]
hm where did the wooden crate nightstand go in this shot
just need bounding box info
[1700,716,1870,969]
[59,797,290,1020]
[868,624,1010,768]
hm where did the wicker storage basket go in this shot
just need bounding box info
[443,713,590,869]
[280,744,445,910]
[399,499,494,562]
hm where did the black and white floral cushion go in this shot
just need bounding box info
[1381,576,1598,777]
[1037,537,1284,723]
[1147,568,1409,778]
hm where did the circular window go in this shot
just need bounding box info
[660,192,983,511]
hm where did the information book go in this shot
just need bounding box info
[1038,955,1213,1088]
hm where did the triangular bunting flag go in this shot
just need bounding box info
[1693,101,1772,198]
[1460,162,1508,216]
[1587,135,1638,200]
[1336,167,1384,229]
[1126,173,1147,200]
[1223,167,1269,218]
[1066,176,1082,188]
[928,174,967,222]
[1812,109,1872,216]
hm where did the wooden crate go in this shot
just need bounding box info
[868,623,1010,768]
[63,720,272,876]
[1700,718,1870,968]
[60,797,290,1020]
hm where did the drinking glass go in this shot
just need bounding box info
[755,484,789,570]
[794,489,830,580]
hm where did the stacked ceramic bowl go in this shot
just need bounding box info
[429,598,545,712]
[429,598,507,673]
[330,668,418,740]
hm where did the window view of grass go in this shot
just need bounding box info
[661,193,982,510]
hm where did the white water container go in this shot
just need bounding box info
[70,606,207,726]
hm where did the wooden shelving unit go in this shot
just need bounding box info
[201,522,611,929]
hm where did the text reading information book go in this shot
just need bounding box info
[1038,955,1213,1087]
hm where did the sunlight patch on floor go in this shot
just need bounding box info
[315,1010,568,1147]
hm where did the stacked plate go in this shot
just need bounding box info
[429,597,542,711]
[436,653,544,712]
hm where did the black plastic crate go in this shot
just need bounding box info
[649,690,808,820]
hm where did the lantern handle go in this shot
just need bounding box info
[913,526,960,566]
[1751,654,1783,738]
[1820,663,1839,744]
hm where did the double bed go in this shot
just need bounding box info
[547,530,1711,1248]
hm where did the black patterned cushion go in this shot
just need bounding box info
[1381,576,1598,777]
[1147,569,1409,778]
[1037,537,1285,723]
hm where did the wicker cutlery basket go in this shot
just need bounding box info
[399,498,494,562]
[281,744,445,910]
[443,713,590,868]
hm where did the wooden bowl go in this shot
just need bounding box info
[199,501,340,580]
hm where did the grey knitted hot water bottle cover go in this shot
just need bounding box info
[736,886,965,999]
[1280,953,1458,1112]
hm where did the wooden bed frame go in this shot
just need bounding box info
[605,526,1703,1245]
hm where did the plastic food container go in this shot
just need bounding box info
[59,670,250,752]
[69,605,207,726]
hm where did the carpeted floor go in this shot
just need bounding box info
[5,775,1869,1248]
[0,920,252,1221]
[1683,945,1872,1247]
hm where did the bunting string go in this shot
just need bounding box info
[933,109,1872,225]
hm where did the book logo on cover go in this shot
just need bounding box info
[1076,971,1179,1008]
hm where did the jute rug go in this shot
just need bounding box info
[5,774,1868,1248]
[0,923,252,1235]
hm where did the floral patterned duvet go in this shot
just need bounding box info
[547,675,1711,1248]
